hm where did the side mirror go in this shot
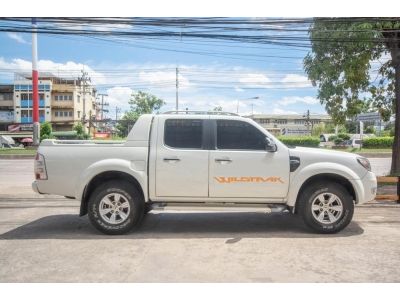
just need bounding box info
[265,137,277,152]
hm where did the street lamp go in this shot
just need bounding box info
[236,96,259,114]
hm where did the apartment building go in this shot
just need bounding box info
[0,84,14,131]
[12,73,98,131]
[249,114,333,136]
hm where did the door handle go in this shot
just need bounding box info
[215,158,232,163]
[163,157,181,162]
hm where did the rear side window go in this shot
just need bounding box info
[164,119,203,149]
[217,120,266,150]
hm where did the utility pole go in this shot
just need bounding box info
[303,109,311,135]
[176,67,179,111]
[97,93,109,121]
[79,69,91,132]
[31,18,40,146]
[115,106,121,121]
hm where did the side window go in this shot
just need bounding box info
[217,120,266,150]
[164,119,203,149]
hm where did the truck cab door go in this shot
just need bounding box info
[209,119,290,201]
[154,117,209,198]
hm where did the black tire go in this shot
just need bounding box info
[298,181,354,234]
[88,180,144,235]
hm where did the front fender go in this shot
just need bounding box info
[75,158,148,202]
[286,162,362,207]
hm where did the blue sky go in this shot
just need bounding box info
[0,25,325,118]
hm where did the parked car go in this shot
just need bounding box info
[345,138,362,148]
[0,135,16,148]
[32,112,377,235]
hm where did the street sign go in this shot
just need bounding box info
[356,112,381,122]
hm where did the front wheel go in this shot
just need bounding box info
[88,180,144,235]
[298,181,354,234]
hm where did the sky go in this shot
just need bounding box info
[0,21,325,119]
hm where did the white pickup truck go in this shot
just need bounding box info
[32,112,377,235]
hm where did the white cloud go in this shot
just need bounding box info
[138,71,192,90]
[239,73,271,87]
[277,96,319,106]
[7,33,29,44]
[272,108,299,115]
[280,74,312,88]
[105,86,134,112]
[0,57,106,85]
[234,86,245,92]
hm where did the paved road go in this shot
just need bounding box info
[0,158,399,282]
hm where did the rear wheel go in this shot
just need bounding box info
[298,181,354,233]
[88,180,144,235]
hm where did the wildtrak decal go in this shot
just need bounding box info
[214,176,284,184]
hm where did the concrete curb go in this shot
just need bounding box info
[0,155,35,159]
[358,153,392,158]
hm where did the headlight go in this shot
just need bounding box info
[357,157,371,172]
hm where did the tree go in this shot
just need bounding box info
[40,122,53,141]
[117,91,165,137]
[304,18,400,175]
[73,122,90,140]
[213,106,223,112]
[311,123,325,136]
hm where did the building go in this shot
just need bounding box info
[248,114,333,136]
[12,73,98,132]
[0,84,14,131]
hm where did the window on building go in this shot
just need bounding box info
[77,111,81,118]
[217,120,266,150]
[63,111,68,117]
[69,111,73,117]
[68,95,73,101]
[0,93,13,101]
[77,95,80,103]
[273,119,287,125]
[258,118,270,124]
[164,119,203,149]
[21,93,30,100]
[54,111,59,117]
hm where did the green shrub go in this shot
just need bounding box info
[278,136,320,148]
[40,122,54,141]
[337,133,350,140]
[333,137,344,145]
[328,135,337,141]
[363,137,394,148]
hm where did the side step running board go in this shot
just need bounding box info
[149,202,288,213]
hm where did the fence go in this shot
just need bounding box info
[375,176,400,202]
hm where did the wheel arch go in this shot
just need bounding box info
[79,170,145,216]
[291,173,357,214]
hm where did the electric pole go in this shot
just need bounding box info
[31,18,40,146]
[176,67,179,111]
[303,109,311,135]
[79,69,91,132]
[115,106,121,121]
[97,93,109,121]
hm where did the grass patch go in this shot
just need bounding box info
[333,148,392,153]
[0,149,36,155]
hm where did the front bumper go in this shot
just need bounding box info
[358,171,377,204]
[32,181,42,194]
